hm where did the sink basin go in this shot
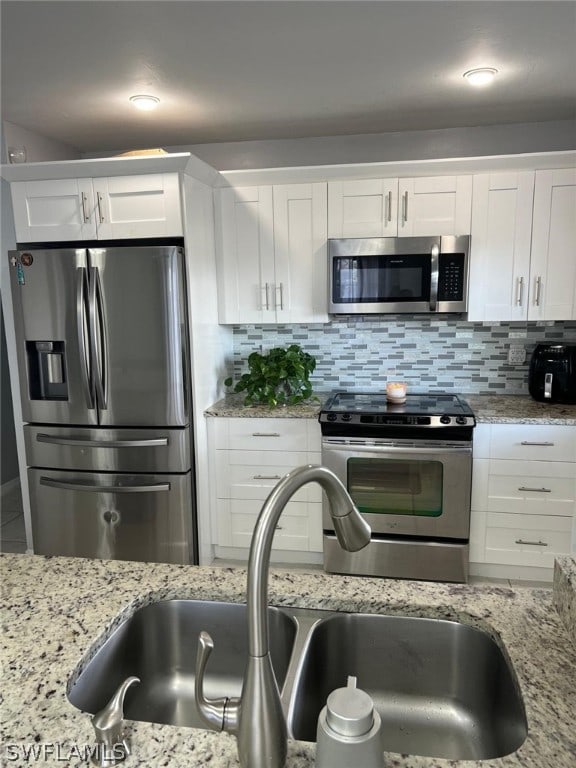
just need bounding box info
[68,601,527,761]
[68,600,297,729]
[287,612,527,760]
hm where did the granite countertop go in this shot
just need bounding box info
[463,395,576,426]
[205,393,576,425]
[1,553,575,767]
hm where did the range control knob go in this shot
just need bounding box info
[439,415,452,425]
[455,416,468,425]
[326,413,337,422]
[341,413,352,421]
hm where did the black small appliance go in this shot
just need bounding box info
[528,343,576,404]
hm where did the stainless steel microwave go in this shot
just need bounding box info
[329,235,470,315]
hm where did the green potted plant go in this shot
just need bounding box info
[224,344,317,407]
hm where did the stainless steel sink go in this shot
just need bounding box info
[68,601,527,761]
[68,599,297,729]
[286,612,528,760]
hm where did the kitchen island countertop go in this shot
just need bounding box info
[1,553,575,767]
[205,393,576,425]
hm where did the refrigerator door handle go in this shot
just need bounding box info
[76,267,95,409]
[89,266,109,410]
[36,434,169,448]
[40,477,171,493]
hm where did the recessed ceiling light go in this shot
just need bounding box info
[129,94,160,111]
[463,68,498,86]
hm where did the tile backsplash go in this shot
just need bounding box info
[231,318,576,395]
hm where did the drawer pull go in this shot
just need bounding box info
[253,474,282,480]
[518,486,552,493]
[520,441,555,447]
[514,539,548,547]
[251,432,281,437]
[275,525,283,531]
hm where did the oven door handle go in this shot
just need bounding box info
[322,441,471,455]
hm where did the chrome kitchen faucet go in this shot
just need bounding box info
[194,464,371,768]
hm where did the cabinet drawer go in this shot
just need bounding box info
[217,498,313,551]
[215,450,321,502]
[488,425,576,462]
[213,418,316,451]
[485,513,572,567]
[486,460,576,516]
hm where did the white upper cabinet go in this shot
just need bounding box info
[468,172,535,321]
[397,176,473,236]
[11,173,182,242]
[328,178,398,237]
[328,175,472,239]
[468,168,576,321]
[529,168,576,321]
[216,183,329,324]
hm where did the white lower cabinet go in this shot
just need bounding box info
[208,417,323,559]
[471,423,576,577]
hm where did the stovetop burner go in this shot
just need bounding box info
[319,391,476,434]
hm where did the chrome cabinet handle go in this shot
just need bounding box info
[253,474,282,480]
[275,282,284,310]
[518,486,552,493]
[515,539,548,547]
[520,441,555,446]
[401,191,408,224]
[81,192,90,223]
[386,191,392,223]
[251,432,281,437]
[261,283,270,310]
[516,276,524,306]
[534,276,542,306]
[36,434,168,448]
[97,191,105,223]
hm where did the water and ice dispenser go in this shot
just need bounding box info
[26,341,68,400]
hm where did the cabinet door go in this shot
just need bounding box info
[92,174,182,239]
[216,186,275,324]
[273,183,329,323]
[468,172,534,321]
[11,178,97,242]
[398,175,472,236]
[328,179,398,237]
[529,168,576,321]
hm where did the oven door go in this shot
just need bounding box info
[322,438,472,539]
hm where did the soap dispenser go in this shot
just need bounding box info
[315,676,383,768]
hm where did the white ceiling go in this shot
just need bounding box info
[1,1,575,154]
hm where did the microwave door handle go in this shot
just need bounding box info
[430,244,440,311]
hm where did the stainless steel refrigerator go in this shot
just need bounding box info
[8,244,197,565]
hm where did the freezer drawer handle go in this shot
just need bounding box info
[36,434,169,448]
[40,477,170,493]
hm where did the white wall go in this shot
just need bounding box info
[2,121,80,163]
[86,119,576,171]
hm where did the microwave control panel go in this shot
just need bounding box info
[438,254,466,301]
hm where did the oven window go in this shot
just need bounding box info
[347,458,443,517]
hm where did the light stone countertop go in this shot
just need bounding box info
[205,393,576,425]
[1,553,575,767]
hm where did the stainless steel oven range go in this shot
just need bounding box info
[319,392,476,583]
